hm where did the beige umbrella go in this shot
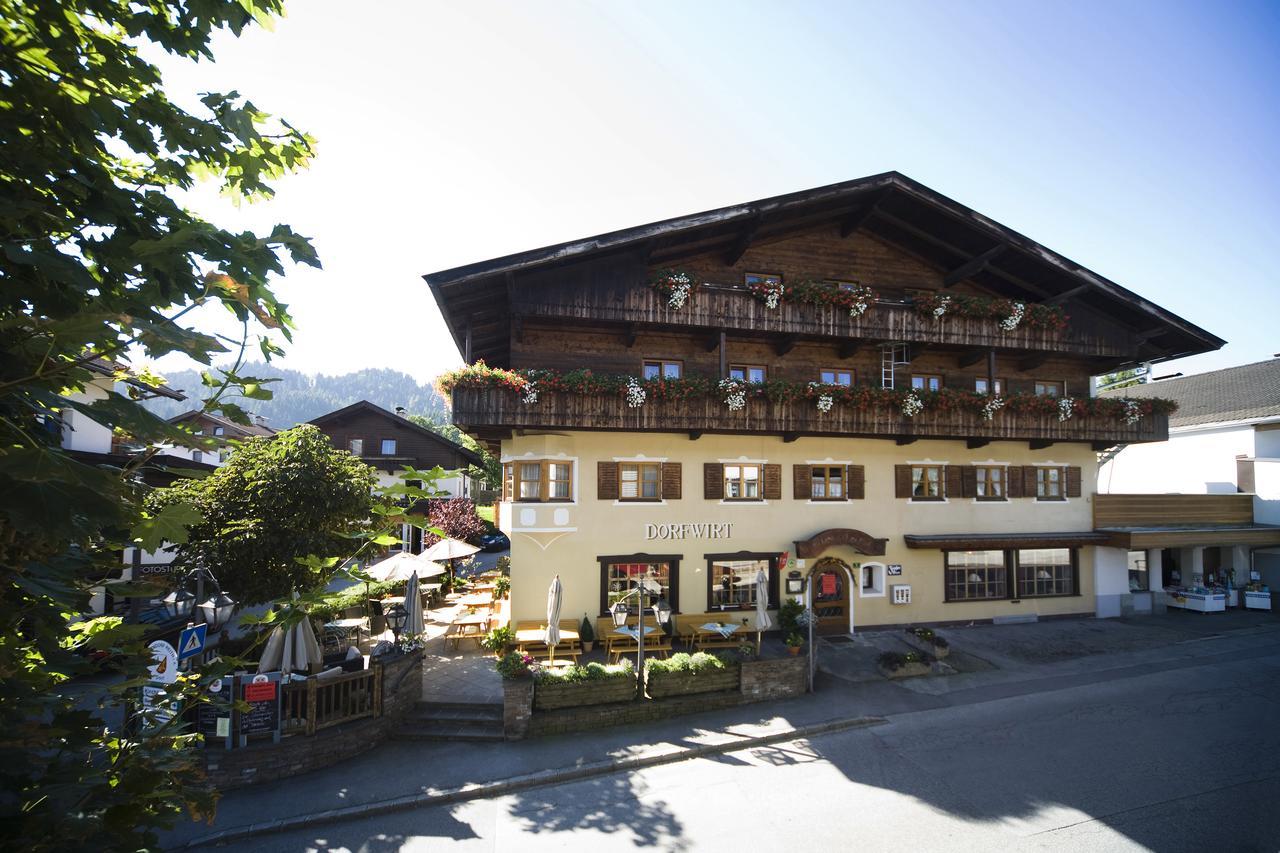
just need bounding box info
[258,617,323,674]
[366,551,446,583]
[754,568,772,649]
[544,575,562,664]
[421,537,482,588]
[404,570,425,637]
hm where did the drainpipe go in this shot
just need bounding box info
[805,579,815,693]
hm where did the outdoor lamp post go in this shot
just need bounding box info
[163,563,236,631]
[161,586,196,622]
[611,571,671,699]
[387,602,408,643]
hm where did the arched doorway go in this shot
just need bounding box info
[810,557,854,636]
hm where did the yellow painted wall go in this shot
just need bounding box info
[499,431,1097,629]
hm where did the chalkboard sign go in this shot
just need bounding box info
[198,677,233,748]
[238,672,282,746]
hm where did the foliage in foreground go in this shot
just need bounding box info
[645,652,730,675]
[535,660,634,685]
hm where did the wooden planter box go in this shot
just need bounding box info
[534,677,637,710]
[878,660,932,680]
[646,665,740,699]
[902,632,950,660]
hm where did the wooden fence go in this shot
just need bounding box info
[281,666,383,737]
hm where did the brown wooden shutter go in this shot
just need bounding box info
[1024,466,1040,497]
[793,465,812,500]
[847,465,865,500]
[961,466,977,498]
[661,462,682,500]
[703,463,724,500]
[1065,465,1082,498]
[894,464,913,498]
[597,462,619,500]
[944,465,963,499]
[1006,466,1024,498]
[763,464,783,500]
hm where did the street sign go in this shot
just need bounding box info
[147,640,178,684]
[141,685,175,726]
[177,623,207,662]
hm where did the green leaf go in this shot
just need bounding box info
[131,501,205,551]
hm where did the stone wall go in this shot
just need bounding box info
[204,649,423,790]
[511,655,807,739]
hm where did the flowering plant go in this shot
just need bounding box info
[1058,396,1075,422]
[719,378,747,411]
[398,633,427,654]
[748,277,785,309]
[495,650,537,680]
[807,382,835,413]
[1123,400,1142,425]
[901,390,924,418]
[981,395,1005,421]
[625,377,646,409]
[650,269,697,310]
[1000,301,1026,331]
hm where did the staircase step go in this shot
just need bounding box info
[412,702,503,721]
[394,719,505,742]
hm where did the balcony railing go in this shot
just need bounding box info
[513,284,1135,359]
[453,386,1168,445]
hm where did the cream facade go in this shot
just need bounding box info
[498,431,1098,630]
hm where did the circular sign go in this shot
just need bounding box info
[148,640,178,684]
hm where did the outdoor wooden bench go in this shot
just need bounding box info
[514,620,582,662]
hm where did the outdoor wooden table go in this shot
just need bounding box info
[694,622,742,651]
[515,627,581,661]
[323,617,366,648]
[458,592,494,609]
[446,612,490,649]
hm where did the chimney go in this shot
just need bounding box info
[395,406,407,417]
[252,414,269,427]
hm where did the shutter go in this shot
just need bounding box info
[944,465,963,499]
[894,464,913,498]
[661,462,682,500]
[1065,465,1082,498]
[961,467,977,498]
[793,465,812,500]
[847,465,865,500]
[1007,466,1024,498]
[1024,466,1040,497]
[763,464,783,500]
[597,462,619,500]
[703,463,724,500]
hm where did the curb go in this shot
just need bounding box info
[182,714,886,849]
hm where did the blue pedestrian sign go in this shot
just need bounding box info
[177,623,207,662]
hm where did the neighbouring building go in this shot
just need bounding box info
[426,172,1225,632]
[164,409,275,466]
[1097,358,1280,610]
[310,400,485,552]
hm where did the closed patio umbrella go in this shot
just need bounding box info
[544,575,562,663]
[404,570,425,637]
[258,617,323,674]
[754,568,772,648]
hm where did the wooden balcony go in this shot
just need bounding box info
[513,284,1136,359]
[452,386,1168,446]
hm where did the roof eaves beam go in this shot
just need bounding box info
[1043,283,1092,306]
[724,214,763,266]
[839,192,886,239]
[943,244,1007,287]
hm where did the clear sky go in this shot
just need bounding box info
[153,0,1280,387]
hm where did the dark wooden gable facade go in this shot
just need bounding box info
[309,400,482,473]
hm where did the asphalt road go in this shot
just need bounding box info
[234,636,1280,853]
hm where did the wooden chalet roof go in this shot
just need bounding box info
[167,409,275,438]
[308,400,484,467]
[423,171,1224,368]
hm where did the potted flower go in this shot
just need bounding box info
[481,625,515,658]
[494,576,511,600]
[579,614,595,653]
[785,632,804,656]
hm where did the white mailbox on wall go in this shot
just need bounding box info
[891,584,912,605]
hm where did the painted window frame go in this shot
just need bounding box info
[911,373,942,392]
[944,548,1080,602]
[642,359,683,380]
[619,461,662,502]
[723,463,763,501]
[510,460,575,503]
[974,465,1007,501]
[1014,548,1078,598]
[598,555,681,616]
[728,363,768,384]
[810,465,847,501]
[704,551,781,613]
[819,368,854,386]
[911,464,945,501]
[1036,466,1065,501]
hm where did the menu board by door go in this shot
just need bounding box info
[238,672,282,746]
[198,677,234,748]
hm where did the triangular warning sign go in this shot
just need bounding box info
[181,631,202,656]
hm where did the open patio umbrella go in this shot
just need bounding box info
[366,551,446,583]
[404,570,425,638]
[754,568,772,648]
[544,575,562,664]
[421,537,482,589]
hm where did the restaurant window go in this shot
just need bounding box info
[724,464,761,500]
[602,560,675,615]
[811,465,845,500]
[643,360,682,380]
[707,556,775,611]
[819,369,853,386]
[381,439,397,455]
[729,364,767,383]
[1036,467,1064,500]
[974,377,1004,395]
[911,464,943,500]
[619,462,661,501]
[1015,548,1076,597]
[514,460,575,502]
[975,466,1005,500]
[945,550,1008,601]
[1128,550,1149,592]
[349,438,364,456]
[911,374,942,392]
[1035,381,1064,397]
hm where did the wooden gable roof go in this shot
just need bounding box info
[308,400,484,468]
[424,171,1224,368]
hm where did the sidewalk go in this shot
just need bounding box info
[165,613,1280,849]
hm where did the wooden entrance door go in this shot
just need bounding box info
[811,561,850,635]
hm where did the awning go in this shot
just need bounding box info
[1096,526,1280,549]
[904,531,1110,550]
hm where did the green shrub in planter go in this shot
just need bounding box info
[778,599,804,634]
[494,576,511,599]
[878,650,930,671]
[645,652,739,698]
[481,625,514,654]
[646,652,725,675]
[536,660,631,685]
[495,650,535,679]
[579,615,595,651]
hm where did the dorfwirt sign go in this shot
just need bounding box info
[644,522,734,541]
